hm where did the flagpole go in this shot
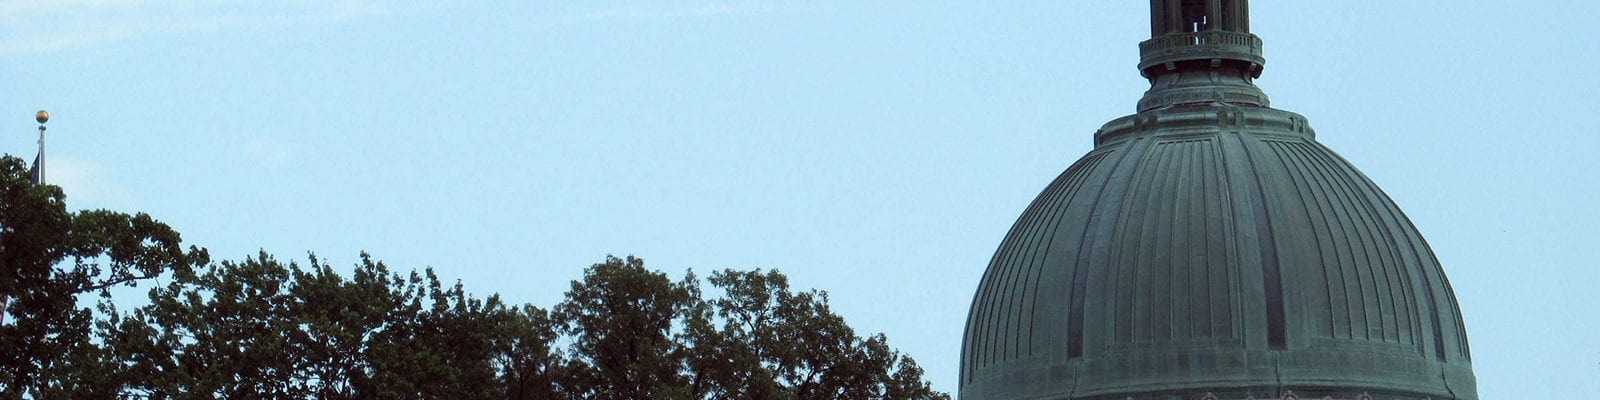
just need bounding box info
[34,110,47,185]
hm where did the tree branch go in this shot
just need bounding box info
[73,271,162,294]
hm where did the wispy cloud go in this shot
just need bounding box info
[556,2,768,26]
[0,0,393,55]
[244,136,294,168]
[46,156,136,209]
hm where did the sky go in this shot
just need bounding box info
[3,1,1598,397]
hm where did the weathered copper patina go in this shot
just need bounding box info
[960,2,1477,399]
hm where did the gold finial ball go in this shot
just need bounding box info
[35,110,48,124]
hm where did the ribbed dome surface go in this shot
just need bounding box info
[959,105,1476,399]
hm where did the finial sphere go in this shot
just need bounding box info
[35,110,48,124]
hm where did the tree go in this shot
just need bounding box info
[1,154,948,399]
[284,253,398,398]
[554,257,949,400]
[494,303,569,400]
[702,268,947,400]
[108,251,545,400]
[359,264,512,399]
[124,252,303,398]
[554,255,700,399]
[0,155,208,399]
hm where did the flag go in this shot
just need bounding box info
[28,151,42,186]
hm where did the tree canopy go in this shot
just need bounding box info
[0,155,948,399]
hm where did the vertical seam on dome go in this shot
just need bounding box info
[1335,145,1450,363]
[1013,160,1085,358]
[1306,141,1383,341]
[1017,152,1101,358]
[1303,142,1360,339]
[1206,138,1237,340]
[1441,270,1469,360]
[1269,140,1344,339]
[1002,174,1059,360]
[1384,172,1472,362]
[1030,151,1108,358]
[969,223,1013,372]
[968,147,1112,374]
[1240,139,1287,349]
[1194,140,1214,339]
[1196,140,1216,340]
[989,166,1071,365]
[1348,147,1454,362]
[1353,168,1428,354]
[1110,139,1163,347]
[1221,133,1248,345]
[1319,143,1426,351]
[1172,140,1204,341]
[1136,141,1180,345]
[1446,273,1469,360]
[1184,141,1208,340]
[1336,149,1408,343]
[1390,193,1460,362]
[1157,141,1186,343]
[1173,140,1199,342]
[1069,147,1137,359]
[960,246,998,371]
[1155,140,1185,344]
[967,165,1060,375]
[1285,142,1373,341]
[963,244,1002,380]
[1351,171,1409,345]
[1295,141,1398,343]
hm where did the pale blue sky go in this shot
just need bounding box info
[4,1,1597,397]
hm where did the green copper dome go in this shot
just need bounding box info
[959,2,1477,399]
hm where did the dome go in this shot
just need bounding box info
[959,2,1476,399]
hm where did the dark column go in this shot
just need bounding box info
[1206,0,1223,31]
[1237,0,1250,31]
[1151,0,1166,36]
[1221,0,1236,31]
[1166,0,1184,33]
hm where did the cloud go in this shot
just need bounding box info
[557,2,755,25]
[44,156,136,209]
[244,136,294,168]
[0,0,394,55]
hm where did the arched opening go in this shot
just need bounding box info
[1182,0,1209,33]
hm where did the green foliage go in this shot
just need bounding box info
[552,258,949,400]
[0,155,208,399]
[555,255,700,399]
[0,155,947,399]
[699,269,947,400]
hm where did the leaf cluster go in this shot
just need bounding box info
[0,155,948,399]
